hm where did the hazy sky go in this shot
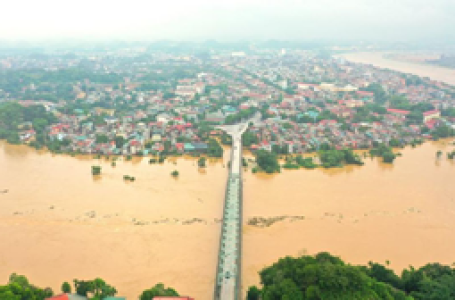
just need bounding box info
[1,0,454,42]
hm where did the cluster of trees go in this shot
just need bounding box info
[221,133,232,145]
[388,95,435,125]
[255,150,281,173]
[283,156,317,170]
[361,83,387,104]
[0,273,53,299]
[352,105,384,123]
[207,138,223,158]
[0,102,57,146]
[139,283,179,300]
[0,273,183,300]
[441,108,455,117]
[271,144,289,155]
[73,278,117,299]
[370,144,397,163]
[432,124,455,139]
[318,148,364,168]
[242,131,259,147]
[247,252,455,300]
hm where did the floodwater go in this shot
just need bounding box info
[1,140,455,298]
[341,52,455,85]
[0,142,228,299]
[242,140,455,291]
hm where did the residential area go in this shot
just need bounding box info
[1,48,455,158]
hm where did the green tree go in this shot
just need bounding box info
[198,157,206,168]
[91,166,102,175]
[61,281,71,293]
[95,134,109,144]
[140,283,179,300]
[0,273,54,299]
[242,131,259,147]
[207,138,223,158]
[255,150,280,173]
[382,152,396,163]
[361,83,387,104]
[247,286,261,300]
[115,136,125,148]
[436,150,443,159]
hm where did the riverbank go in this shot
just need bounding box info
[340,52,455,85]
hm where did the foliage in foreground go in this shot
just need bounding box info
[247,252,455,300]
[139,283,179,300]
[0,273,53,300]
[0,275,181,300]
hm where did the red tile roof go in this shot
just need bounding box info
[46,295,69,300]
[387,108,410,115]
[423,110,440,116]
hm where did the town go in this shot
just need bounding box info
[1,48,455,169]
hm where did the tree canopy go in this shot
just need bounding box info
[139,283,179,300]
[255,150,281,173]
[247,252,455,300]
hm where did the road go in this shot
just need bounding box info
[214,113,259,300]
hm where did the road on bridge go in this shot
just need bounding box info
[213,113,260,300]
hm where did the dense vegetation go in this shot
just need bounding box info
[0,274,181,300]
[254,150,281,173]
[0,273,53,299]
[247,252,455,300]
[318,148,364,168]
[242,131,259,147]
[139,283,179,300]
[370,144,397,163]
[0,102,57,146]
[282,155,317,170]
[207,138,223,158]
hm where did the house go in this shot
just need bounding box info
[205,111,225,123]
[46,294,87,300]
[387,108,410,116]
[153,297,194,300]
[157,113,172,124]
[192,142,208,152]
[175,143,185,153]
[423,110,440,123]
[184,143,195,152]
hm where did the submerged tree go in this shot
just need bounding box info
[91,166,102,175]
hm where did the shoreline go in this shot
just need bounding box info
[340,51,455,85]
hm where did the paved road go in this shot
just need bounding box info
[214,114,258,300]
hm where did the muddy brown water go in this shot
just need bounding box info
[1,139,455,298]
[341,52,455,85]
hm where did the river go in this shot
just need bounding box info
[1,139,455,298]
[341,52,455,85]
[0,142,228,299]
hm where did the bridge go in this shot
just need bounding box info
[213,116,257,300]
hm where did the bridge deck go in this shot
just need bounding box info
[214,133,243,300]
